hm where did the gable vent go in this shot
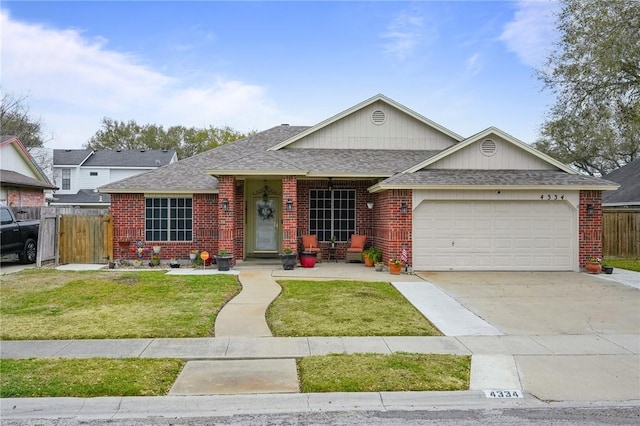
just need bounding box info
[480,139,497,157]
[371,109,386,125]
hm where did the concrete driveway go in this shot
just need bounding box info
[416,272,640,335]
[416,271,640,401]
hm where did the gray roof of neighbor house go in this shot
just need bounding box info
[53,149,93,165]
[54,149,177,167]
[375,169,618,189]
[51,189,110,205]
[0,169,58,189]
[602,158,640,206]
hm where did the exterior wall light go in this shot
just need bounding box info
[586,204,594,215]
[221,198,229,212]
[400,202,408,215]
[286,198,294,211]
[367,202,374,209]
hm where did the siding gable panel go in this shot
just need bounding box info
[288,100,459,151]
[427,136,556,171]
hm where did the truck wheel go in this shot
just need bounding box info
[19,238,37,264]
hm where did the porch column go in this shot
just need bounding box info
[218,175,236,266]
[282,176,298,251]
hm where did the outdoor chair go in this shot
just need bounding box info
[300,234,322,263]
[345,234,367,263]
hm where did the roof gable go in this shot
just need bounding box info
[268,94,463,151]
[0,136,53,184]
[404,127,576,174]
[53,149,94,166]
[84,149,177,168]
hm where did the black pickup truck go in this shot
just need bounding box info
[0,206,39,263]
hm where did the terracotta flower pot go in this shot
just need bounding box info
[389,261,402,275]
[585,262,601,274]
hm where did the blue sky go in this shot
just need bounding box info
[1,1,560,150]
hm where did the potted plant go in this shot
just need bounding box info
[330,235,337,248]
[149,254,160,267]
[169,258,180,268]
[279,247,297,270]
[214,249,233,271]
[602,264,614,274]
[368,247,383,271]
[189,250,198,262]
[153,245,161,254]
[363,247,375,267]
[299,250,317,268]
[389,258,402,275]
[585,257,602,274]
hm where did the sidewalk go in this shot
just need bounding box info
[1,264,639,421]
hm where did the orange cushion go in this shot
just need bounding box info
[350,235,367,249]
[346,247,363,253]
[302,234,318,249]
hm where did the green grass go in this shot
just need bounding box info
[0,358,184,397]
[0,269,241,339]
[297,353,470,392]
[603,258,640,272]
[267,280,442,336]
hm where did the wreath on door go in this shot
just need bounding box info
[257,201,274,220]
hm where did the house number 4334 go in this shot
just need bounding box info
[540,194,564,200]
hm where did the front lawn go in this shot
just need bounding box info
[267,280,441,336]
[0,358,184,397]
[298,353,470,392]
[0,269,241,339]
[604,258,640,272]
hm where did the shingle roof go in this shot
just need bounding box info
[84,149,176,167]
[0,169,58,189]
[602,158,640,206]
[51,189,110,205]
[53,149,93,165]
[53,149,177,167]
[98,124,618,194]
[378,169,619,188]
[99,125,443,192]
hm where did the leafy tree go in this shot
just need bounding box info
[86,118,250,159]
[0,91,46,148]
[534,0,640,175]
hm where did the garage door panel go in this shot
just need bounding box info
[413,200,576,271]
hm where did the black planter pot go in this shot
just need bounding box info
[215,255,233,271]
[279,253,297,270]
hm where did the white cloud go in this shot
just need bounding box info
[499,0,560,68]
[381,9,434,60]
[0,11,282,149]
[464,53,483,77]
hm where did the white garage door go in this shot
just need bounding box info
[413,201,576,271]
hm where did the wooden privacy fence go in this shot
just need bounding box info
[59,213,113,264]
[21,207,112,266]
[603,209,640,258]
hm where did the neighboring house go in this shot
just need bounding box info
[51,148,178,207]
[602,158,640,207]
[99,94,618,271]
[0,136,57,207]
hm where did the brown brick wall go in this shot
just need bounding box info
[111,192,218,261]
[374,189,412,264]
[6,188,46,207]
[579,190,603,267]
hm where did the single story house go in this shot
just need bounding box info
[100,94,618,271]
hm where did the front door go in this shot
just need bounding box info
[254,197,278,252]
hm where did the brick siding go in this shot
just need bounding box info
[578,190,603,267]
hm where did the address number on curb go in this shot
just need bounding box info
[484,390,523,398]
